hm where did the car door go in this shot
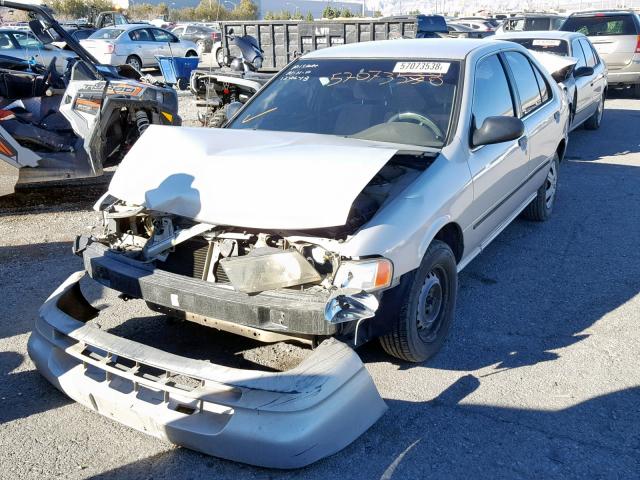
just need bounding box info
[579,37,606,110]
[465,53,530,248]
[0,32,26,62]
[569,38,592,125]
[128,28,156,66]
[151,28,182,59]
[503,51,560,179]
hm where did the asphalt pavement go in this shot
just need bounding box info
[0,94,638,479]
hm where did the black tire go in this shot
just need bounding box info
[584,94,604,130]
[380,240,458,363]
[633,83,640,99]
[209,108,227,128]
[522,153,559,222]
[186,50,198,57]
[125,55,142,71]
[177,77,189,90]
[215,48,224,66]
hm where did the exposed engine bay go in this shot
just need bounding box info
[95,155,428,296]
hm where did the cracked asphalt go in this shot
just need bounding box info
[0,93,639,479]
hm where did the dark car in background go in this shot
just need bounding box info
[172,23,222,59]
[495,14,566,33]
[561,10,640,96]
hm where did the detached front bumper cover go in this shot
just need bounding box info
[28,271,387,469]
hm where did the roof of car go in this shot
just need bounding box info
[97,24,155,31]
[568,9,638,16]
[304,38,506,60]
[497,31,584,40]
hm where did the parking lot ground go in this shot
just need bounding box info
[0,95,638,479]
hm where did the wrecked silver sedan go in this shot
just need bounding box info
[29,39,569,467]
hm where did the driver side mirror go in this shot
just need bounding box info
[574,66,594,78]
[472,116,524,147]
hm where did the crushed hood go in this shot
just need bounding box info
[107,126,404,229]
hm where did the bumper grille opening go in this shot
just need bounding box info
[156,238,230,283]
[156,237,210,279]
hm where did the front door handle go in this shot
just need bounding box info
[554,111,560,122]
[518,136,528,150]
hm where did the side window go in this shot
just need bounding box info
[532,63,551,104]
[472,55,515,131]
[152,29,176,42]
[504,51,543,116]
[186,26,197,34]
[571,39,587,68]
[0,33,14,49]
[579,38,596,67]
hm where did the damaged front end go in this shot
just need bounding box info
[30,127,438,466]
[28,271,387,468]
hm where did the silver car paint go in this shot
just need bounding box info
[81,25,198,68]
[340,42,569,278]
[496,32,608,130]
[0,30,76,70]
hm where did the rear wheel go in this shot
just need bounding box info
[584,94,604,130]
[125,55,142,72]
[186,50,198,57]
[215,48,224,66]
[523,153,559,221]
[380,240,457,363]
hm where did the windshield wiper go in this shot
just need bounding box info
[241,107,278,124]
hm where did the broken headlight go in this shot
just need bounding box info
[332,259,393,292]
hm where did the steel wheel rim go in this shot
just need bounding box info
[416,268,445,343]
[545,161,558,209]
[128,58,141,71]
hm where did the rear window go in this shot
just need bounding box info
[509,38,570,56]
[561,15,637,36]
[89,28,124,40]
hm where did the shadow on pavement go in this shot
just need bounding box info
[84,381,640,479]
[0,351,70,425]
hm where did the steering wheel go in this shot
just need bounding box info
[387,112,444,141]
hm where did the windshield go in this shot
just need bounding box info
[228,58,460,148]
[89,28,124,40]
[561,15,637,36]
[509,38,569,56]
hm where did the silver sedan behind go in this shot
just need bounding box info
[80,24,199,71]
[0,29,76,71]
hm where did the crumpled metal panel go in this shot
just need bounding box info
[28,271,387,468]
[106,126,403,229]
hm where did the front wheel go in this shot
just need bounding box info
[380,240,458,363]
[522,153,559,221]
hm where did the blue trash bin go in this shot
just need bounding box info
[156,56,199,90]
